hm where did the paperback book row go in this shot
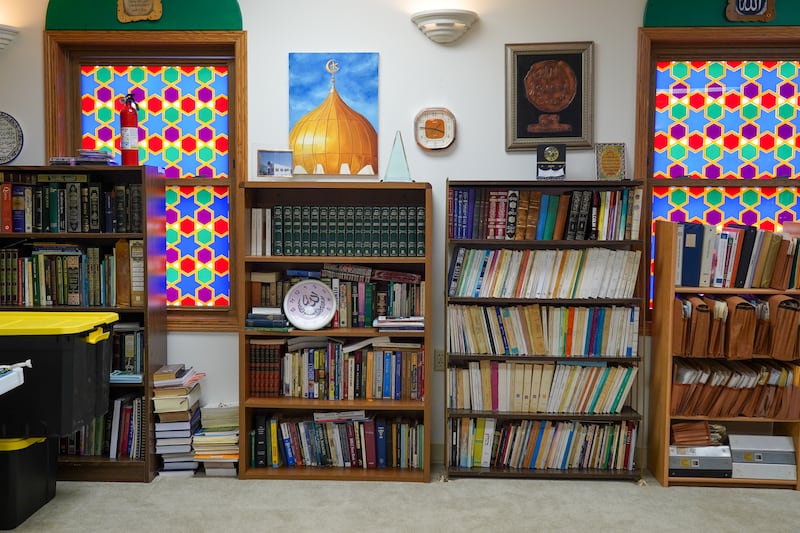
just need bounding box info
[0,238,145,307]
[673,293,800,360]
[248,337,425,401]
[449,304,640,358]
[251,411,424,470]
[448,186,643,242]
[0,179,142,234]
[60,394,146,460]
[671,357,800,419]
[448,361,638,415]
[449,417,637,472]
[249,204,426,257]
[249,266,424,329]
[674,220,800,290]
[448,247,641,300]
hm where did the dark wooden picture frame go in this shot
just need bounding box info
[505,41,594,151]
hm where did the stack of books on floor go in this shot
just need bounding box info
[152,363,205,477]
[195,402,240,477]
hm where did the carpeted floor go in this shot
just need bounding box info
[12,470,800,532]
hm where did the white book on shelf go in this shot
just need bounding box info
[698,223,716,287]
[675,222,685,286]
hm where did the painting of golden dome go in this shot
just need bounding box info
[289,53,379,175]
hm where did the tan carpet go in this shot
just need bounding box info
[14,471,800,532]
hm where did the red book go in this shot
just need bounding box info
[363,418,377,469]
[0,183,12,232]
[119,404,133,457]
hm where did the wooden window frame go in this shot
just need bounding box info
[634,26,800,334]
[44,30,247,331]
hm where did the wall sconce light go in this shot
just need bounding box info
[411,9,478,44]
[0,25,18,51]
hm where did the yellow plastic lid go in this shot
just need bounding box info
[0,312,119,336]
[0,437,46,451]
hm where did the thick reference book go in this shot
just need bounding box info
[128,239,145,306]
[152,382,202,413]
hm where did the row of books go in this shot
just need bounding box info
[0,239,144,307]
[249,204,426,257]
[252,412,424,469]
[671,357,800,419]
[58,413,107,457]
[673,294,799,360]
[447,304,640,358]
[675,220,800,290]
[448,247,641,300]
[448,361,638,415]
[0,180,142,234]
[108,393,147,460]
[448,186,643,242]
[249,270,425,330]
[449,417,637,472]
[251,339,425,401]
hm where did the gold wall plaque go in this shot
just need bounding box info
[596,143,627,180]
[725,0,775,22]
[117,0,163,23]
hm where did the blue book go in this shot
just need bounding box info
[535,194,551,240]
[382,351,392,398]
[530,421,547,469]
[394,351,402,400]
[679,221,705,287]
[494,306,510,354]
[583,307,595,357]
[560,422,576,469]
[375,418,387,467]
[465,188,476,239]
[279,422,296,466]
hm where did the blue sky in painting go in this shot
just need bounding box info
[289,52,379,132]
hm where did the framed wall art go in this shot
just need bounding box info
[505,41,594,151]
[595,143,627,180]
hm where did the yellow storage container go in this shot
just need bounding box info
[0,312,118,437]
[0,437,57,530]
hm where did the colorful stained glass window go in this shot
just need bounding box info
[166,185,230,307]
[80,65,230,307]
[650,60,800,301]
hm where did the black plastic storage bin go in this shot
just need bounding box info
[0,437,57,530]
[0,312,118,437]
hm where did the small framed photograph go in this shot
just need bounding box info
[595,143,627,180]
[252,149,293,180]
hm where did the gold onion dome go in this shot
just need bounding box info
[289,71,378,175]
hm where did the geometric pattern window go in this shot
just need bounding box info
[80,65,230,307]
[650,60,800,302]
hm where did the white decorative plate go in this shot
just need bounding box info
[0,111,23,164]
[283,279,336,330]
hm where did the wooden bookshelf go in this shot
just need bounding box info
[237,181,432,482]
[649,220,800,490]
[0,165,166,483]
[444,179,644,481]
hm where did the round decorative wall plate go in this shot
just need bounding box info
[283,279,337,330]
[0,111,23,164]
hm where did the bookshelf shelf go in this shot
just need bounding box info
[444,179,645,480]
[0,164,166,483]
[649,220,800,490]
[238,181,433,481]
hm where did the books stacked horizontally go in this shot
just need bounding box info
[373,315,424,332]
[194,402,240,477]
[152,364,205,477]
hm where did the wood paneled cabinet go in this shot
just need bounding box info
[444,180,644,480]
[0,165,166,482]
[238,181,432,482]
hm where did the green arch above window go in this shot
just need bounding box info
[644,0,800,27]
[46,0,242,30]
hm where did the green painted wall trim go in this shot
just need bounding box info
[46,0,242,30]
[644,0,800,27]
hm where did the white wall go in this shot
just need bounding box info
[0,0,649,448]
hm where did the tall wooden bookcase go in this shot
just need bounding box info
[0,164,166,482]
[444,179,644,480]
[649,219,800,490]
[238,181,432,482]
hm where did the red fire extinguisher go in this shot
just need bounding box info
[120,93,139,166]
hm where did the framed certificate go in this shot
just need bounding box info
[117,0,163,23]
